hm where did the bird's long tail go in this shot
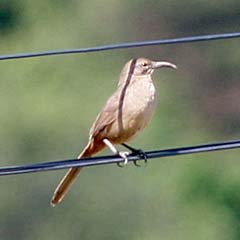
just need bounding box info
[50,144,92,207]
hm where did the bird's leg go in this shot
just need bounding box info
[121,143,148,167]
[103,139,130,167]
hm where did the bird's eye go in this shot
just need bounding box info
[142,62,148,67]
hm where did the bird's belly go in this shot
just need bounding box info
[126,97,156,134]
[127,82,157,131]
[108,87,157,144]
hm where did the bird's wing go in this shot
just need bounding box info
[90,92,120,138]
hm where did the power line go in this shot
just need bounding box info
[0,32,240,61]
[0,139,239,176]
[0,33,239,176]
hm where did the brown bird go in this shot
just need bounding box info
[51,57,177,206]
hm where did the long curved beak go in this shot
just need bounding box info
[152,61,177,70]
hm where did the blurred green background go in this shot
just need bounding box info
[0,0,240,239]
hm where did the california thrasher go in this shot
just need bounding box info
[51,57,177,206]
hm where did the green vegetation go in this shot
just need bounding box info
[0,1,240,239]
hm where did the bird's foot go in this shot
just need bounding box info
[117,151,130,167]
[122,143,148,167]
[103,139,130,167]
[133,149,148,167]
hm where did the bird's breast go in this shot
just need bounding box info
[120,79,157,138]
[105,78,158,144]
[127,79,157,115]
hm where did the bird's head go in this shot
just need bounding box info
[119,57,177,81]
[134,58,177,75]
[118,57,177,86]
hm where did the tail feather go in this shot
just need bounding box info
[50,167,82,207]
[50,145,92,207]
[51,139,106,206]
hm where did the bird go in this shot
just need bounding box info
[51,57,177,206]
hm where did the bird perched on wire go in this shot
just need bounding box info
[51,57,177,206]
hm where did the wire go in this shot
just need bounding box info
[0,32,240,61]
[0,33,239,176]
[0,139,239,176]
